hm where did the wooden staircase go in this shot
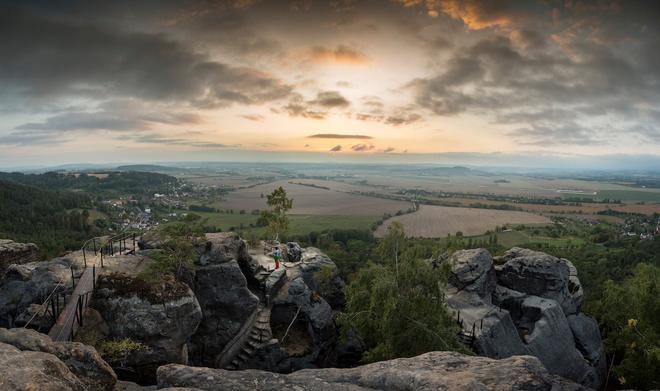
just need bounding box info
[224,306,273,370]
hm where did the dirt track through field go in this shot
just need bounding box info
[374,205,552,238]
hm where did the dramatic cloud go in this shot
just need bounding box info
[351,143,375,152]
[130,133,236,149]
[308,134,373,139]
[1,0,659,160]
[240,114,265,121]
[309,91,350,108]
[397,0,524,29]
[0,7,293,108]
[281,91,350,119]
[303,45,370,64]
[15,101,202,132]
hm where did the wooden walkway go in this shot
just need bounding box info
[48,265,96,342]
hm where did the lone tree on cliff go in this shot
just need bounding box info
[258,186,293,241]
[147,213,206,280]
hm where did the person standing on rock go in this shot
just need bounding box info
[274,247,281,270]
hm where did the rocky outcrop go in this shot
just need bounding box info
[0,341,85,390]
[496,247,583,315]
[92,274,203,384]
[0,239,39,274]
[0,327,117,390]
[157,351,585,390]
[189,260,259,367]
[0,256,78,329]
[298,247,345,309]
[445,247,605,389]
[199,233,250,265]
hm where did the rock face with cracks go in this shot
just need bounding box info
[91,275,203,384]
[444,247,606,389]
[157,351,586,390]
[0,239,39,274]
[0,327,117,390]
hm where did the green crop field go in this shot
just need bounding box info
[172,209,375,237]
[597,189,660,202]
[461,229,586,248]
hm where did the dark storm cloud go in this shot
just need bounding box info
[0,7,293,108]
[308,134,372,139]
[409,25,660,144]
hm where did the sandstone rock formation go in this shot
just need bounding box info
[0,239,39,274]
[91,274,203,384]
[189,260,259,367]
[0,256,78,329]
[298,247,345,309]
[444,247,606,389]
[157,351,585,390]
[0,341,85,390]
[0,327,117,390]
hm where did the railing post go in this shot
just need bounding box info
[100,248,104,268]
[92,265,96,290]
[77,296,83,327]
[51,297,57,322]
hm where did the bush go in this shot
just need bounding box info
[99,338,146,364]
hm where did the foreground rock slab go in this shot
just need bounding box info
[157,351,585,391]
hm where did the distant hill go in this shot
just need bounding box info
[0,171,178,197]
[116,164,183,172]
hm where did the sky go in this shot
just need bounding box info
[1,0,659,168]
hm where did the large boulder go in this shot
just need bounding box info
[189,261,259,367]
[0,239,39,274]
[299,247,345,309]
[157,351,585,390]
[199,233,250,265]
[448,248,497,301]
[0,327,117,390]
[0,341,85,391]
[92,274,202,384]
[496,247,583,315]
[0,257,78,329]
[445,247,605,390]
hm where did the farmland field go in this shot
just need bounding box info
[174,210,375,236]
[218,180,411,217]
[596,189,660,202]
[374,205,552,238]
